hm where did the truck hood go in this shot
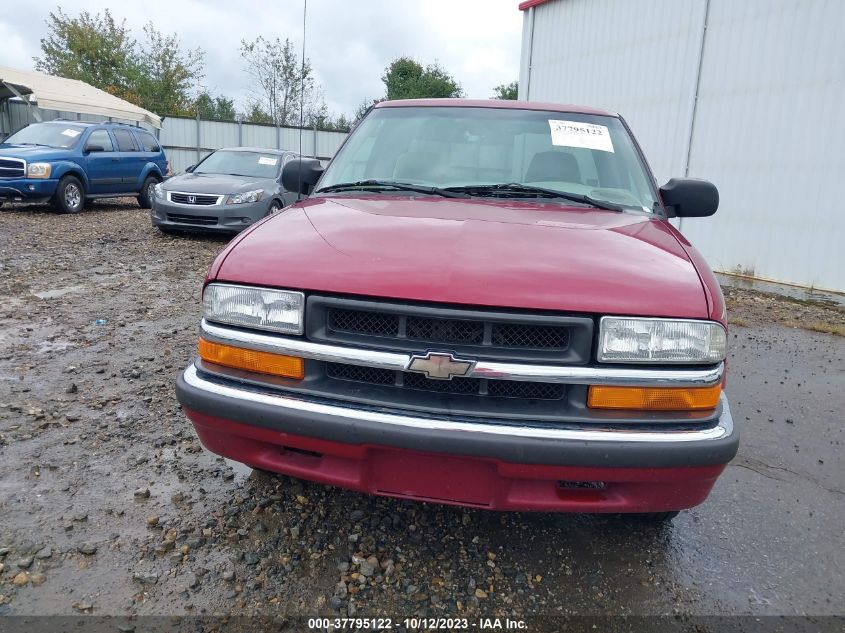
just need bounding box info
[0,145,73,161]
[162,172,276,195]
[214,196,708,318]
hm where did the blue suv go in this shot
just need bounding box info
[0,120,168,213]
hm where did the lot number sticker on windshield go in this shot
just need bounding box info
[258,156,278,166]
[61,128,82,138]
[548,120,614,153]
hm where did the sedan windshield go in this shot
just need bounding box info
[3,123,86,149]
[194,151,282,178]
[317,106,659,211]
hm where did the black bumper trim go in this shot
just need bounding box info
[176,364,739,469]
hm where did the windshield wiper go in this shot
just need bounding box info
[445,183,626,212]
[316,180,470,198]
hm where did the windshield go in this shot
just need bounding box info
[3,123,86,149]
[194,150,282,178]
[318,106,659,211]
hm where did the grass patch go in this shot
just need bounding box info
[730,316,751,327]
[781,320,845,336]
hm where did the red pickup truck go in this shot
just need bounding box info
[176,99,736,520]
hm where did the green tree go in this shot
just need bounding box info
[493,80,518,100]
[192,91,237,120]
[242,102,273,125]
[34,8,137,100]
[135,23,204,115]
[240,36,315,126]
[381,57,463,101]
[35,8,205,115]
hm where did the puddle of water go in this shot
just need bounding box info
[36,340,76,353]
[32,285,85,300]
[224,458,253,483]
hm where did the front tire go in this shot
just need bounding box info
[52,176,85,214]
[138,176,158,209]
[267,200,282,215]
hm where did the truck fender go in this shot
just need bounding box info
[51,160,91,191]
[137,164,163,188]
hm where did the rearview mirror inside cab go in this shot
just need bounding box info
[660,178,719,217]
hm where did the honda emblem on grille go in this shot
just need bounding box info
[187,195,196,204]
[406,352,475,381]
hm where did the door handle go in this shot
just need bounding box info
[111,157,119,162]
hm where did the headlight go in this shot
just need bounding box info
[227,189,263,204]
[203,284,304,335]
[597,317,726,364]
[27,163,52,179]
[154,183,165,199]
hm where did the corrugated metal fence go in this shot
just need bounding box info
[520,0,845,293]
[0,101,348,174]
[159,115,347,173]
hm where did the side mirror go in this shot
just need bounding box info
[84,144,106,153]
[282,158,324,195]
[660,178,719,218]
[185,164,195,173]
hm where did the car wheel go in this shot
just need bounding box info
[53,176,85,214]
[267,200,282,215]
[138,176,158,209]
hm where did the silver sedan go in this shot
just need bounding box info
[151,147,302,234]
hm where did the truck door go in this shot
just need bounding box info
[83,129,122,194]
[111,128,145,193]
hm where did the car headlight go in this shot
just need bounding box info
[154,183,165,199]
[597,317,726,364]
[27,163,52,179]
[203,284,304,335]
[227,189,263,204]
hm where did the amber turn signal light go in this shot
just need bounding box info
[587,384,721,411]
[198,338,304,379]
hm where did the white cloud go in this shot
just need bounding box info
[1,0,522,116]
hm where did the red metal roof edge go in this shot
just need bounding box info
[375,98,617,118]
[518,0,554,10]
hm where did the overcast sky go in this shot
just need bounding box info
[0,0,523,116]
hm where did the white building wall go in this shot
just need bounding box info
[520,0,707,180]
[680,0,845,290]
[520,0,845,292]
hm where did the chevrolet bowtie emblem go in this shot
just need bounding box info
[406,351,475,381]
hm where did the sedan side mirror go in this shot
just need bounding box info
[84,144,106,153]
[660,178,719,218]
[185,164,195,173]
[282,158,324,195]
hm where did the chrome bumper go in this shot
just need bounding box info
[199,319,724,388]
[181,363,734,445]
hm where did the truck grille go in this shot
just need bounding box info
[297,295,593,419]
[326,362,565,401]
[328,308,569,349]
[308,296,593,364]
[169,192,220,205]
[0,157,25,179]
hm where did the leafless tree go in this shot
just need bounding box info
[239,36,314,126]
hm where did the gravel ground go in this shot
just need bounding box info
[0,201,843,625]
